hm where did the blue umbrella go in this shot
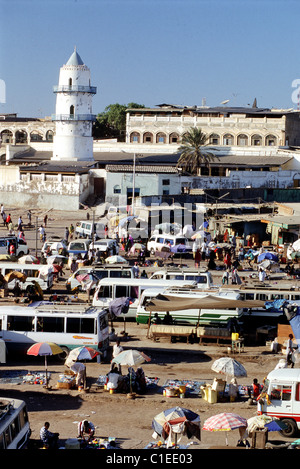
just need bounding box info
[170,244,192,254]
[258,252,279,263]
[152,406,201,445]
[265,419,288,432]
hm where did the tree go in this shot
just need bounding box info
[93,102,145,140]
[176,127,219,175]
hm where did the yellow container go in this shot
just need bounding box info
[231,332,239,341]
[178,385,186,394]
[207,388,217,404]
[109,388,114,394]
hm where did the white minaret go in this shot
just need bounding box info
[52,48,97,161]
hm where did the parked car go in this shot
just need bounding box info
[75,221,105,239]
[67,240,92,257]
[0,236,30,258]
[107,205,128,219]
[41,239,67,258]
[147,234,192,255]
[89,239,119,256]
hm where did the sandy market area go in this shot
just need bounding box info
[0,206,298,451]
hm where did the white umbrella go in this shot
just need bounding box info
[191,231,206,240]
[105,255,127,264]
[211,357,247,379]
[46,255,67,265]
[111,349,151,366]
[18,254,39,264]
[292,238,300,251]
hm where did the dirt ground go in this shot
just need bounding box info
[0,324,294,450]
[0,207,298,451]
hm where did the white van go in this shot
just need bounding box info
[0,397,31,449]
[0,262,53,292]
[258,368,300,437]
[75,221,105,239]
[89,239,119,256]
[149,268,213,289]
[147,234,192,255]
[92,277,197,318]
[66,265,135,291]
[0,236,29,258]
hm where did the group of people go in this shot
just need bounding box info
[40,419,95,449]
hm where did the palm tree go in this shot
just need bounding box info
[176,127,219,175]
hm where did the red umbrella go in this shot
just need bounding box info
[203,412,247,446]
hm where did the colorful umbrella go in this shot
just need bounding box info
[203,412,247,446]
[211,357,247,379]
[27,342,63,388]
[66,346,100,363]
[152,406,201,447]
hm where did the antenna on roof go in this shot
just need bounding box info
[220,100,229,106]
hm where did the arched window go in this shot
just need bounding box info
[156,132,166,144]
[265,135,277,146]
[169,132,179,144]
[237,134,248,146]
[223,133,234,145]
[251,134,262,146]
[15,130,27,143]
[30,131,43,142]
[70,105,75,116]
[130,132,140,143]
[209,133,220,145]
[2,130,13,143]
[143,132,153,143]
[46,130,54,142]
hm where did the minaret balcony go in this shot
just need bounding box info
[51,114,96,121]
[53,85,97,94]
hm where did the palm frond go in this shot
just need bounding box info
[176,127,219,174]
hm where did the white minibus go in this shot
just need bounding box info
[0,262,53,292]
[0,303,109,358]
[149,268,213,289]
[0,397,31,449]
[92,277,197,319]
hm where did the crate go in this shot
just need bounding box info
[56,380,75,389]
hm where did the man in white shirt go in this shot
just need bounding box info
[69,361,86,387]
[112,340,123,358]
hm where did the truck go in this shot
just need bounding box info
[258,368,300,437]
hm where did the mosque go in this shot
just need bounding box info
[1,49,300,212]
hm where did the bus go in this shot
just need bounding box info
[0,397,31,449]
[92,278,197,319]
[149,268,213,289]
[136,287,244,326]
[66,264,135,292]
[0,304,109,358]
[221,284,300,322]
[0,262,53,292]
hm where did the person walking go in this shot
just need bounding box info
[69,223,75,240]
[64,227,70,244]
[286,334,295,368]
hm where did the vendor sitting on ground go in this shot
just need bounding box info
[77,419,95,441]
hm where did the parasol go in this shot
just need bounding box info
[191,230,206,240]
[257,252,279,263]
[105,255,127,264]
[46,255,67,265]
[203,412,247,446]
[247,415,288,435]
[111,349,151,366]
[27,342,63,388]
[211,357,247,379]
[152,406,201,447]
[112,349,151,394]
[18,254,39,264]
[66,346,100,364]
[75,272,98,292]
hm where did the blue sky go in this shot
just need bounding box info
[1,0,300,117]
